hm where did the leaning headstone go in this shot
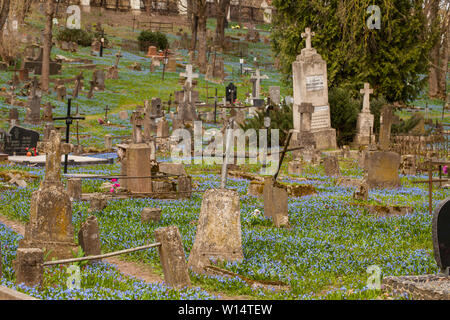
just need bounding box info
[188,189,243,274]
[78,216,102,262]
[263,177,289,228]
[141,208,162,223]
[323,156,341,177]
[154,226,191,289]
[432,197,450,274]
[13,248,43,288]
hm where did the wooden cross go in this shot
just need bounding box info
[180,64,199,87]
[52,98,86,173]
[301,27,315,50]
[360,83,374,113]
[37,130,72,185]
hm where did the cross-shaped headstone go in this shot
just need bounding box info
[301,27,315,50]
[114,50,123,69]
[52,99,85,173]
[180,64,199,87]
[37,130,72,185]
[360,83,373,113]
[250,69,269,99]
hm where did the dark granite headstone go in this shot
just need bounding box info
[226,83,237,104]
[253,98,264,108]
[432,197,450,274]
[3,126,40,155]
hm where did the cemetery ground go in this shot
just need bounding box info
[0,9,449,301]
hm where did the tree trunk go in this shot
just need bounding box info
[197,1,207,73]
[437,12,449,98]
[0,0,11,31]
[215,0,230,50]
[427,0,440,98]
[41,0,55,92]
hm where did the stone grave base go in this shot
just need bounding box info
[18,239,79,261]
[383,275,450,300]
[311,129,337,150]
[337,177,363,188]
[7,154,112,166]
[350,203,414,217]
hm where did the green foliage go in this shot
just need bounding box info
[56,27,94,47]
[271,0,437,103]
[137,30,169,51]
[240,101,293,145]
[392,114,424,134]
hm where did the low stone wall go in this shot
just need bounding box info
[0,286,38,300]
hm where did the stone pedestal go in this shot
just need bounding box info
[365,151,401,189]
[19,184,78,260]
[263,177,289,228]
[353,112,375,147]
[292,44,337,150]
[188,189,243,274]
[13,248,43,288]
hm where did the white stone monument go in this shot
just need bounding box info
[130,0,141,15]
[292,28,337,150]
[353,83,376,147]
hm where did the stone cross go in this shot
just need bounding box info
[301,28,315,50]
[114,50,123,69]
[180,64,199,87]
[250,68,269,99]
[37,130,72,186]
[360,83,373,113]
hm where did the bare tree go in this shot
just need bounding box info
[0,0,11,32]
[214,0,230,49]
[41,0,55,92]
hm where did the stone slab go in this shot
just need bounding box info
[8,155,112,166]
[0,285,39,300]
[384,275,450,300]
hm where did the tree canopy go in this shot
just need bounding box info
[271,0,438,103]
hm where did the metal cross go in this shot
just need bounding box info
[52,98,86,173]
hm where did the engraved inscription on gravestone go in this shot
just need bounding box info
[306,75,324,92]
[3,126,40,155]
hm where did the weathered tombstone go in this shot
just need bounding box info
[269,86,281,105]
[72,73,84,98]
[157,118,170,138]
[3,126,39,155]
[92,70,106,91]
[379,105,394,151]
[400,155,417,176]
[177,176,192,199]
[154,226,191,288]
[147,46,157,57]
[365,151,401,189]
[56,83,67,102]
[323,156,341,177]
[263,176,289,228]
[188,188,243,274]
[292,28,337,150]
[141,208,162,223]
[67,178,82,200]
[353,181,369,201]
[78,215,102,262]
[88,194,108,213]
[104,134,113,150]
[432,198,450,274]
[25,78,41,124]
[18,130,78,260]
[42,103,53,122]
[118,110,128,120]
[166,58,177,72]
[288,160,302,176]
[8,108,19,125]
[13,248,43,288]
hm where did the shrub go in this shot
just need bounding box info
[56,27,94,47]
[138,30,169,52]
